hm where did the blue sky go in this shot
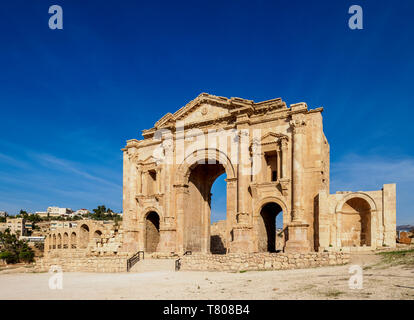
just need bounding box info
[0,0,413,224]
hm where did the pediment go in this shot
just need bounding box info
[147,93,288,136]
[139,155,157,165]
[260,132,288,145]
[176,102,231,125]
[153,93,235,129]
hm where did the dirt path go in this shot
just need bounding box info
[1,252,413,300]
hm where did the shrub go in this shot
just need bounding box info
[0,251,18,264]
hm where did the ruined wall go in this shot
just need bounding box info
[180,252,350,272]
[36,251,128,273]
[210,220,227,254]
[317,185,397,251]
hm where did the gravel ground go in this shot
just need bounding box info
[0,252,413,300]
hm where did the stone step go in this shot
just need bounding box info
[129,258,176,273]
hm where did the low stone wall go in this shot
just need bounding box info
[180,252,350,272]
[35,251,128,273]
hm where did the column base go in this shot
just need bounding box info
[157,228,176,253]
[229,225,252,253]
[285,222,311,253]
[120,230,140,254]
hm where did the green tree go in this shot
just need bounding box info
[89,205,119,221]
[0,229,35,264]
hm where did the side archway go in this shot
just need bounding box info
[335,193,376,247]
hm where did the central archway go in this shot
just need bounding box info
[175,148,236,254]
[185,162,226,253]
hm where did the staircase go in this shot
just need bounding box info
[128,258,176,273]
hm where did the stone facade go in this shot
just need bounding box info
[122,93,397,256]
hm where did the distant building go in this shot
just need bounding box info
[74,209,90,216]
[47,207,73,217]
[0,211,8,218]
[34,207,74,218]
[19,236,45,243]
[35,211,48,218]
[50,220,78,231]
[0,217,27,236]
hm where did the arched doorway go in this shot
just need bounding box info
[145,211,160,253]
[79,224,89,249]
[57,233,62,249]
[258,202,284,252]
[184,162,227,253]
[63,232,69,249]
[93,230,102,240]
[340,197,372,246]
[70,232,77,249]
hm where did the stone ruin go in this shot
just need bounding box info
[39,93,397,272]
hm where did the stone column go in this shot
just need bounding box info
[174,184,188,253]
[156,168,161,194]
[137,167,142,195]
[281,137,288,179]
[382,184,397,247]
[260,153,266,182]
[285,112,311,253]
[158,217,177,253]
[276,148,281,180]
[291,117,306,222]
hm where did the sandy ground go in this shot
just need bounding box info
[0,253,413,300]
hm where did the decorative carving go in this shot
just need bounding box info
[290,115,307,134]
[128,150,139,163]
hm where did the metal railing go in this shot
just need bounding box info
[175,250,192,271]
[127,250,145,272]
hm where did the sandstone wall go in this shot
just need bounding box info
[35,251,128,273]
[179,252,349,272]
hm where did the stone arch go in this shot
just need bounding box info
[48,234,52,250]
[174,148,236,254]
[140,206,163,223]
[335,193,376,247]
[144,211,160,253]
[52,234,56,249]
[93,229,103,240]
[256,199,286,252]
[79,224,90,249]
[174,148,236,185]
[70,232,77,249]
[57,233,62,249]
[335,192,377,213]
[256,196,289,219]
[63,232,69,249]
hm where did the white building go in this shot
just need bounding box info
[74,209,90,216]
[47,207,73,217]
[50,221,78,231]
